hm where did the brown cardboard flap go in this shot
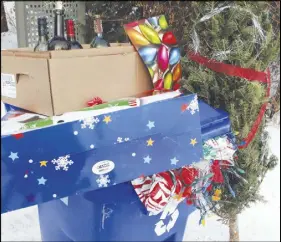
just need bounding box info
[1,56,54,116]
[1,49,50,59]
[82,43,131,48]
[1,43,133,59]
[49,45,135,59]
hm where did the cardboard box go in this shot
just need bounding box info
[1,44,152,116]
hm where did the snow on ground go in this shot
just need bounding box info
[183,125,280,242]
[1,1,17,50]
[1,2,280,241]
[238,126,280,241]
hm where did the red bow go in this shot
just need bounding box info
[87,97,104,107]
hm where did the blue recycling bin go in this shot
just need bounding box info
[1,95,231,242]
[38,182,194,241]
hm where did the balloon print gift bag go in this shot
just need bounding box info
[124,15,182,94]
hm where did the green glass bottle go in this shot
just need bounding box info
[34,17,49,52]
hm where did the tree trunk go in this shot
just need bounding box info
[229,215,239,242]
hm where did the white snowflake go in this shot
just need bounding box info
[117,137,123,143]
[116,137,130,143]
[187,96,199,115]
[96,174,111,187]
[51,155,74,171]
[79,116,100,129]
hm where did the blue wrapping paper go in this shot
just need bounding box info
[36,100,232,242]
[1,94,203,213]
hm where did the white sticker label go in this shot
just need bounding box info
[92,160,115,175]
[1,73,17,98]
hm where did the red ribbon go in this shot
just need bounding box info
[188,51,271,149]
[87,97,104,107]
[188,52,269,83]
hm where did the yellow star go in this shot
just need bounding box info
[190,138,197,146]
[146,138,154,146]
[212,195,221,202]
[40,161,48,167]
[214,189,222,197]
[103,115,112,124]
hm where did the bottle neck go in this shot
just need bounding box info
[38,24,48,42]
[54,9,65,37]
[94,18,104,36]
[66,19,76,42]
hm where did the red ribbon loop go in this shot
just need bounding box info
[188,51,271,149]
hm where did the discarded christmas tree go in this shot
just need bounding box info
[180,1,280,240]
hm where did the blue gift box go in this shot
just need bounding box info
[1,94,203,214]
[36,99,232,242]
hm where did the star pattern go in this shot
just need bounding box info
[146,138,154,146]
[103,115,112,124]
[2,94,202,213]
[147,121,155,129]
[37,176,47,185]
[9,152,19,161]
[40,161,48,167]
[143,155,152,164]
[190,138,197,146]
[170,157,179,165]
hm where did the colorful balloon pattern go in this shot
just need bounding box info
[126,28,151,46]
[157,45,169,71]
[124,15,182,91]
[169,48,181,66]
[139,46,158,65]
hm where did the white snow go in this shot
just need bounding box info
[1,2,280,241]
[1,1,17,50]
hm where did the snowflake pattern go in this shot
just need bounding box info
[96,174,111,188]
[116,137,130,143]
[79,116,100,129]
[51,155,74,171]
[187,96,199,115]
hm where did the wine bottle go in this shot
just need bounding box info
[90,15,110,48]
[65,19,83,49]
[48,1,70,51]
[34,17,48,52]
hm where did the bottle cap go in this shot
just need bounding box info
[56,1,63,10]
[37,17,47,25]
[65,19,75,36]
[93,15,103,34]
